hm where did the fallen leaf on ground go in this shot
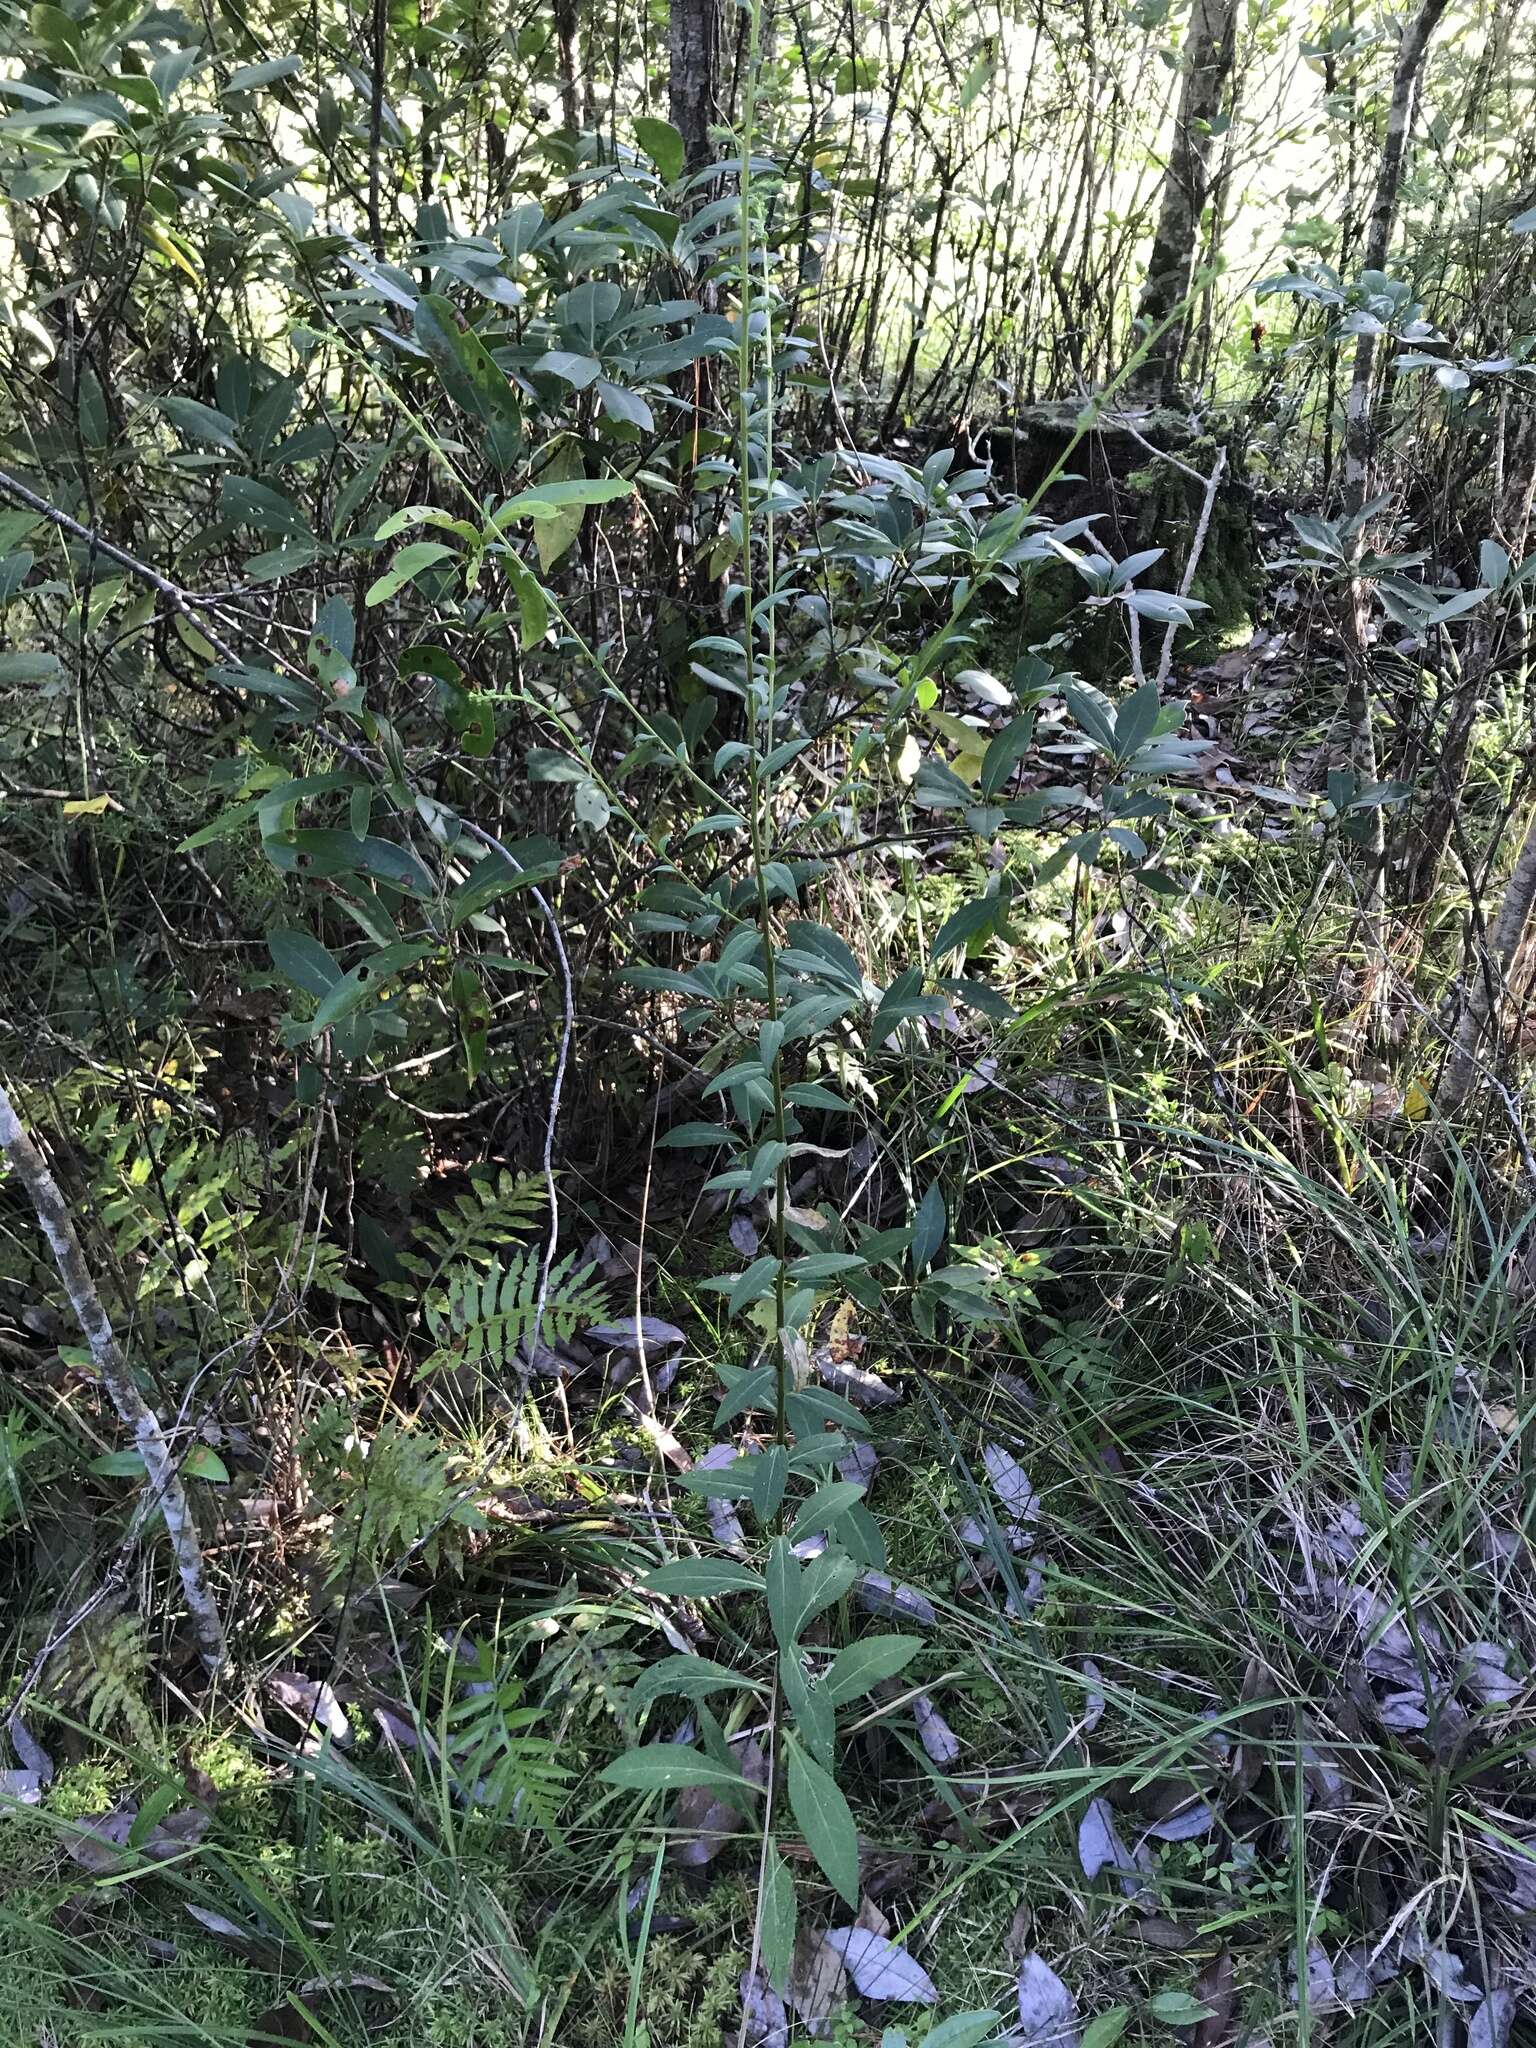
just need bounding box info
[1468,1990,1515,2048]
[912,1693,961,1767]
[822,1926,938,2003]
[1015,1952,1081,2045]
[858,1573,936,1625]
[983,1444,1037,1523]
[265,1670,350,1748]
[787,1927,848,2037]
[1191,1949,1237,2046]
[69,1801,211,1875]
[739,1968,789,2046]
[1078,1797,1132,1882]
[815,1352,901,1407]
[8,1712,52,1782]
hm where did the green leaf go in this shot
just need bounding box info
[785,1736,860,1905]
[308,942,435,1035]
[365,541,455,606]
[930,888,1011,962]
[788,1481,865,1544]
[641,1560,763,1597]
[761,1838,797,1994]
[599,1746,761,1795]
[766,1536,800,1651]
[821,1634,923,1707]
[1148,1991,1212,2027]
[90,1445,230,1483]
[0,652,61,683]
[267,928,342,1002]
[492,477,634,519]
[657,1123,739,1150]
[223,55,302,92]
[925,2016,1006,2048]
[414,293,522,469]
[788,1252,867,1281]
[154,395,241,453]
[1081,2013,1130,2048]
[978,710,1036,798]
[634,114,686,183]
[911,1182,946,1275]
[630,1656,758,1708]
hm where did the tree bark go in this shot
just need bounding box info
[554,0,580,133]
[1340,0,1451,519]
[1441,798,1536,1107]
[1133,0,1237,401]
[1330,0,1448,949]
[0,1083,230,1677]
[669,0,722,174]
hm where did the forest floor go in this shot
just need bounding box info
[2,586,1533,2048]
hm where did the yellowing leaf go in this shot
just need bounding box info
[143,220,201,285]
[63,794,112,817]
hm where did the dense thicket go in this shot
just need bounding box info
[1,0,1535,2042]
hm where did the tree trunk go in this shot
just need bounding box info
[1335,0,1448,942]
[0,1084,229,1677]
[1340,0,1451,519]
[669,0,721,174]
[554,0,580,133]
[1441,797,1536,1107]
[1133,0,1237,401]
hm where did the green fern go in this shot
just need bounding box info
[423,1245,608,1374]
[403,1168,549,1282]
[49,1611,158,1753]
[441,1637,570,1841]
[303,1403,486,1580]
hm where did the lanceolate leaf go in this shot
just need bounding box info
[599,1746,762,1795]
[784,1736,860,1906]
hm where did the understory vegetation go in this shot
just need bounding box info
[1,0,1535,2042]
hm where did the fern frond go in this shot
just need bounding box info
[423,1246,606,1372]
[405,1170,548,1280]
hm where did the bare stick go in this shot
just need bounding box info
[0,1080,231,1677]
[1156,445,1228,691]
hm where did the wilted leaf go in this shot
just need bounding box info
[266,1670,351,1747]
[1190,1950,1237,2046]
[585,1316,686,1353]
[912,1694,961,1767]
[822,1927,938,2003]
[787,1927,848,2036]
[1016,1952,1081,2045]
[1401,1932,1479,2002]
[7,1713,51,1783]
[740,1967,790,2047]
[1078,1797,1131,1882]
[1143,1799,1215,1842]
[983,1444,1037,1523]
[68,1801,211,1875]
[858,1573,936,1626]
[815,1352,901,1407]
[1468,1990,1515,2048]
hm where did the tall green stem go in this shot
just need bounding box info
[733,0,791,1446]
